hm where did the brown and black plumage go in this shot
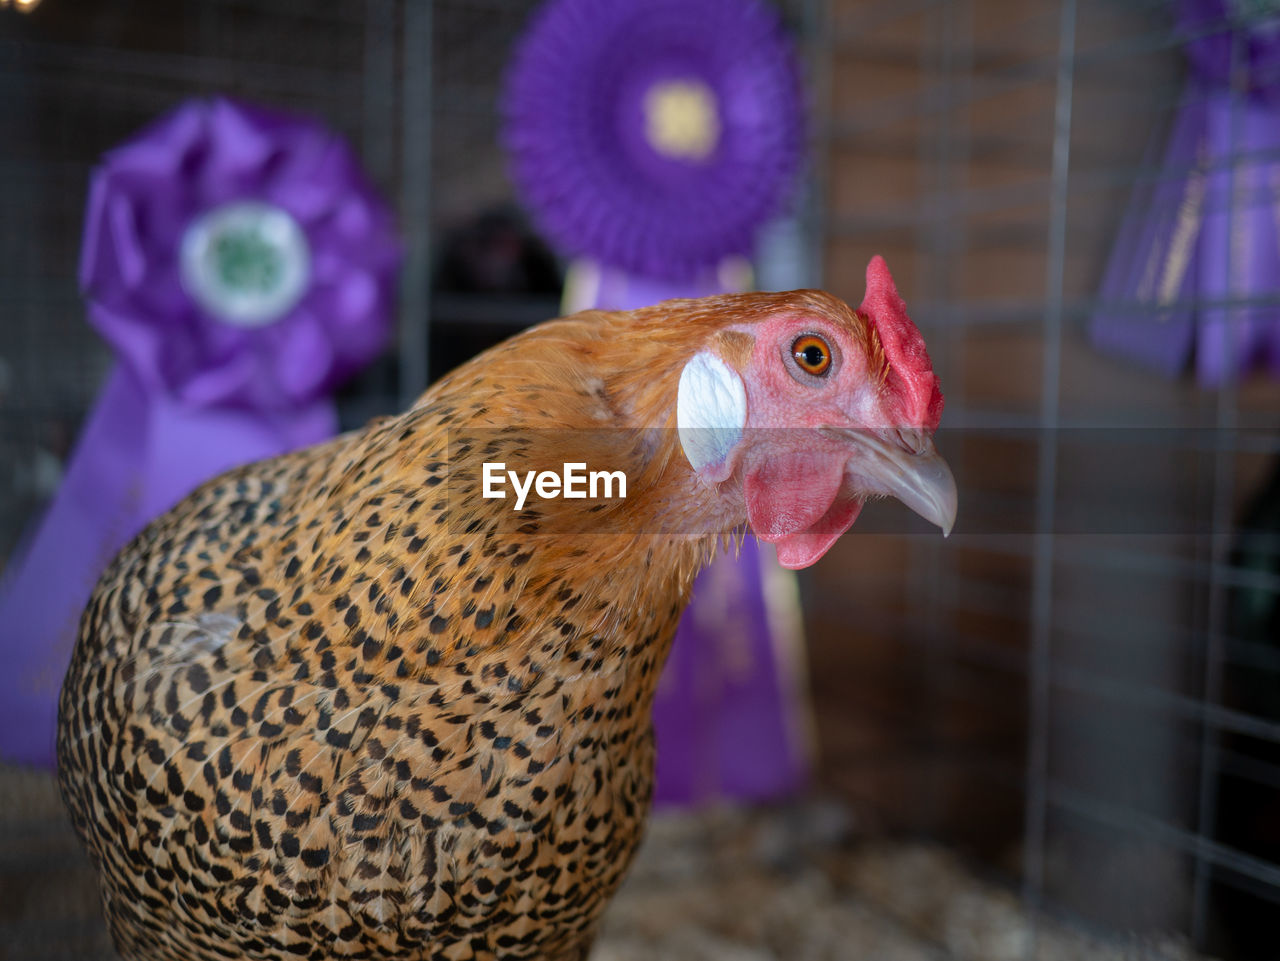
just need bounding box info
[58,259,956,961]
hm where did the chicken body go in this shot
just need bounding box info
[58,269,954,960]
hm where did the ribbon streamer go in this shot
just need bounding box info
[564,257,813,806]
[1090,0,1280,384]
[0,98,399,767]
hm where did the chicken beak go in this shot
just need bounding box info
[822,427,958,536]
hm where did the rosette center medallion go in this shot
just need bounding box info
[180,201,312,329]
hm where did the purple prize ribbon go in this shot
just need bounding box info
[0,98,400,767]
[505,0,811,804]
[1089,0,1280,384]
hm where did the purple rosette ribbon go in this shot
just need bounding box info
[504,0,812,806]
[0,98,399,767]
[503,0,805,281]
[1090,0,1280,384]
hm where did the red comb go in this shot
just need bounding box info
[859,255,944,432]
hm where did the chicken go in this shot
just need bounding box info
[57,255,955,961]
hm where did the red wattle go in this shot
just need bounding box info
[745,453,860,567]
[774,496,862,569]
[745,452,844,542]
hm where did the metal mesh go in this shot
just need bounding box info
[810,1,1280,957]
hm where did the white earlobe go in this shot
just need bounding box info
[677,351,746,479]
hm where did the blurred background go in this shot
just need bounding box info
[2,1,1279,959]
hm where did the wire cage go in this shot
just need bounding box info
[1,0,1278,960]
[809,1,1280,959]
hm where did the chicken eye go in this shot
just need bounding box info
[791,335,832,376]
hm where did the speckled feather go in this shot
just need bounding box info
[57,290,882,961]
